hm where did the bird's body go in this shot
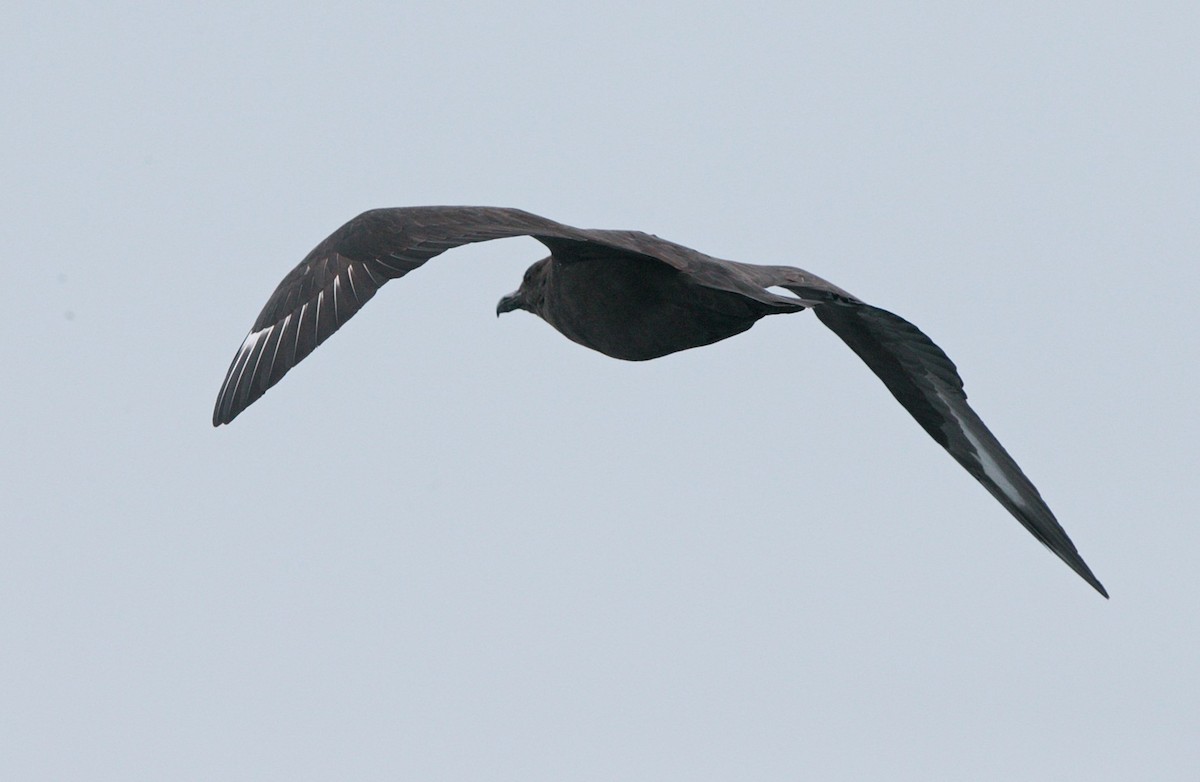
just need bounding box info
[514,248,793,360]
[214,206,1106,597]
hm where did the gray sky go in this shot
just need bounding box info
[4,1,1198,779]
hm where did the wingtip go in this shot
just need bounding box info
[211,401,236,427]
[1071,559,1108,599]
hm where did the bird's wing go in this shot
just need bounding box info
[213,206,590,425]
[803,290,1104,596]
[726,262,1104,594]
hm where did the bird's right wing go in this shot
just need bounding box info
[212,207,586,425]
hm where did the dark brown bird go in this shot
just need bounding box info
[213,206,1106,597]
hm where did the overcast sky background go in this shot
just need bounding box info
[4,2,1198,779]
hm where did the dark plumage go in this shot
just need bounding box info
[213,206,1106,597]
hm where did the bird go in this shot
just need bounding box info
[213,205,1106,597]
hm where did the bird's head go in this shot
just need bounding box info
[496,257,551,317]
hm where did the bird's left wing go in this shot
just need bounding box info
[729,264,1106,596]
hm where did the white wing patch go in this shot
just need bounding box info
[266,313,292,382]
[221,327,268,404]
[314,289,324,342]
[362,261,384,286]
[767,285,823,306]
[294,302,308,361]
[332,275,341,324]
[246,326,272,392]
[936,384,1027,511]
